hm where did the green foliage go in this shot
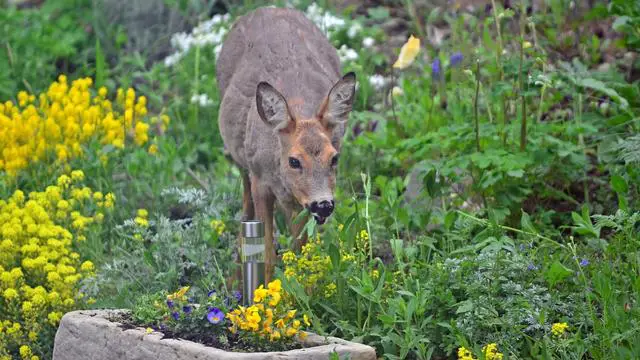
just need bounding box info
[81,186,240,308]
[609,0,640,51]
[0,0,92,97]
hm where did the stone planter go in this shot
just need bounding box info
[53,310,377,360]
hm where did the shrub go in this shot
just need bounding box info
[0,171,113,359]
[0,75,167,177]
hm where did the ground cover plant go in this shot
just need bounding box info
[0,0,639,359]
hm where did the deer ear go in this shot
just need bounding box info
[256,82,294,133]
[317,72,356,130]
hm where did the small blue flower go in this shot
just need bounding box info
[432,58,441,80]
[580,258,589,267]
[207,307,225,324]
[183,305,192,314]
[527,263,539,271]
[233,290,242,302]
[450,52,463,67]
[171,311,180,321]
[166,300,174,309]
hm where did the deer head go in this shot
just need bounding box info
[256,72,356,224]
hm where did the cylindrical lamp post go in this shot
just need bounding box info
[241,220,265,306]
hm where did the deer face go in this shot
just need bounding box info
[256,72,356,224]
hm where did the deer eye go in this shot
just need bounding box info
[289,157,302,169]
[331,154,340,167]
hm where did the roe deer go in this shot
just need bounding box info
[216,7,356,284]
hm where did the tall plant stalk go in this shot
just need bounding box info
[474,60,482,153]
[490,0,508,146]
[518,0,528,151]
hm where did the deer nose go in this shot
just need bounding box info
[309,200,334,217]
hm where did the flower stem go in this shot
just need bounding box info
[474,60,481,153]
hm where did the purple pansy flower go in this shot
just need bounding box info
[207,307,225,324]
[233,290,242,302]
[183,305,192,314]
[171,311,180,321]
[166,299,174,308]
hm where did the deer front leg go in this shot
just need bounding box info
[241,171,254,221]
[228,171,256,292]
[251,175,276,283]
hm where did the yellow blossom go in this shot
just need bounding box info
[482,343,503,360]
[393,35,421,69]
[457,346,476,360]
[552,322,569,337]
[148,144,158,155]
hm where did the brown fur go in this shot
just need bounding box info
[216,7,356,285]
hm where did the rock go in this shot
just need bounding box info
[53,310,377,360]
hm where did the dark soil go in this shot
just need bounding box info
[110,313,306,353]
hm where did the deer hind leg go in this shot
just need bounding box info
[251,175,276,284]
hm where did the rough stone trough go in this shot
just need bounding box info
[53,310,377,360]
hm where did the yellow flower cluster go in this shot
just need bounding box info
[355,229,369,253]
[134,209,149,228]
[226,279,310,342]
[282,237,331,291]
[0,171,109,358]
[0,75,169,176]
[166,286,189,302]
[457,346,475,360]
[457,343,503,360]
[551,322,569,337]
[482,343,504,360]
[210,219,225,236]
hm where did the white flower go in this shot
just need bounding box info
[368,74,386,90]
[305,3,346,36]
[164,52,185,67]
[163,13,231,67]
[362,37,375,48]
[347,22,362,38]
[337,44,358,62]
[191,94,213,107]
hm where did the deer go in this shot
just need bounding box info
[216,6,356,285]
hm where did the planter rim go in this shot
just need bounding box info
[53,309,377,360]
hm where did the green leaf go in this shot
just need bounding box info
[507,169,524,178]
[455,300,474,314]
[611,175,628,194]
[576,78,629,109]
[520,211,537,234]
[544,261,573,287]
[367,7,390,20]
[444,211,457,230]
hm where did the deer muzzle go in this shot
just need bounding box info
[308,199,334,225]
